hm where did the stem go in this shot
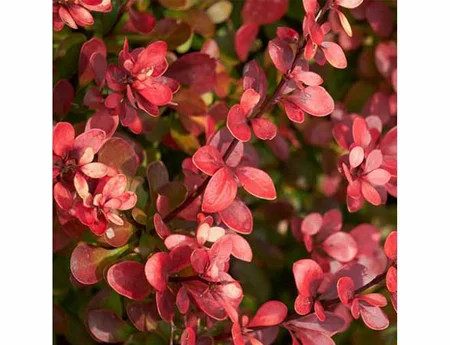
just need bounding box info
[157,2,332,228]
[213,271,387,341]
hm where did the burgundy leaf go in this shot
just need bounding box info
[107,261,152,300]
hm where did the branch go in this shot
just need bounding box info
[157,0,333,228]
[213,271,387,342]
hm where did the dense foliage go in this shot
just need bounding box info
[53,1,397,344]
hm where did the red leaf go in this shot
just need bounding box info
[314,300,326,322]
[294,294,313,315]
[337,277,355,304]
[156,289,175,322]
[293,259,323,297]
[366,1,393,38]
[282,99,305,123]
[181,327,196,345]
[202,167,238,213]
[85,112,119,139]
[243,60,268,100]
[218,198,253,234]
[129,8,156,34]
[384,231,397,261]
[79,38,107,86]
[107,261,152,300]
[242,0,289,25]
[153,213,171,239]
[248,301,288,328]
[227,104,252,142]
[292,86,334,116]
[176,286,190,314]
[193,146,225,176]
[54,182,73,210]
[322,232,358,262]
[361,181,382,205]
[166,53,216,94]
[235,23,259,62]
[144,252,171,292]
[234,166,277,200]
[268,38,294,74]
[209,128,244,167]
[53,122,75,157]
[303,0,319,14]
[251,118,277,140]
[321,41,347,69]
[352,117,371,148]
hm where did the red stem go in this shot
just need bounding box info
[159,1,332,227]
[213,271,387,341]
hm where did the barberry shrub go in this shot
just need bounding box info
[53,0,397,344]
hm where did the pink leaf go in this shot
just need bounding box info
[234,167,277,200]
[359,302,389,330]
[229,234,253,262]
[365,169,391,186]
[301,213,323,235]
[336,0,364,9]
[248,301,288,328]
[349,146,364,168]
[321,42,347,69]
[322,232,358,262]
[202,167,238,213]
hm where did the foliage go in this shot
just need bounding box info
[53,0,397,344]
